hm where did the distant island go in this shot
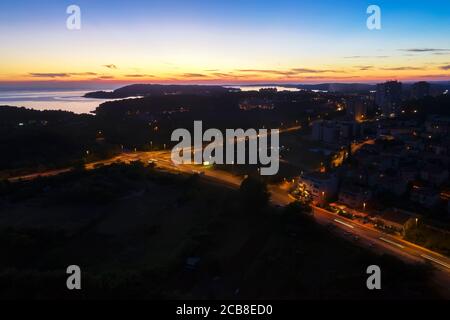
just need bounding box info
[84,84,233,99]
[85,82,450,99]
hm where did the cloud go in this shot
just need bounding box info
[344,55,389,59]
[242,69,300,76]
[103,64,118,69]
[28,72,100,78]
[301,75,359,79]
[210,72,261,79]
[212,72,235,77]
[124,74,154,77]
[237,69,285,74]
[380,66,423,71]
[355,65,374,71]
[236,68,341,75]
[399,48,450,53]
[68,72,98,76]
[96,75,115,79]
[192,68,349,80]
[29,73,70,78]
[181,73,209,78]
[291,68,339,73]
[440,65,450,70]
[416,74,450,78]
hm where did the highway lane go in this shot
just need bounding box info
[311,206,450,272]
[267,185,450,287]
[310,204,450,295]
[269,185,450,295]
[7,168,73,182]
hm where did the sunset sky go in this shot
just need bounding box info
[0,0,449,85]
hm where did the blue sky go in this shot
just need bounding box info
[0,0,449,83]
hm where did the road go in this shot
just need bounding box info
[309,205,450,296]
[268,185,450,296]
[8,125,301,183]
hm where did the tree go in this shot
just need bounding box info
[239,176,270,210]
[284,200,312,216]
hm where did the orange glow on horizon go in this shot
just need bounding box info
[1,59,449,84]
